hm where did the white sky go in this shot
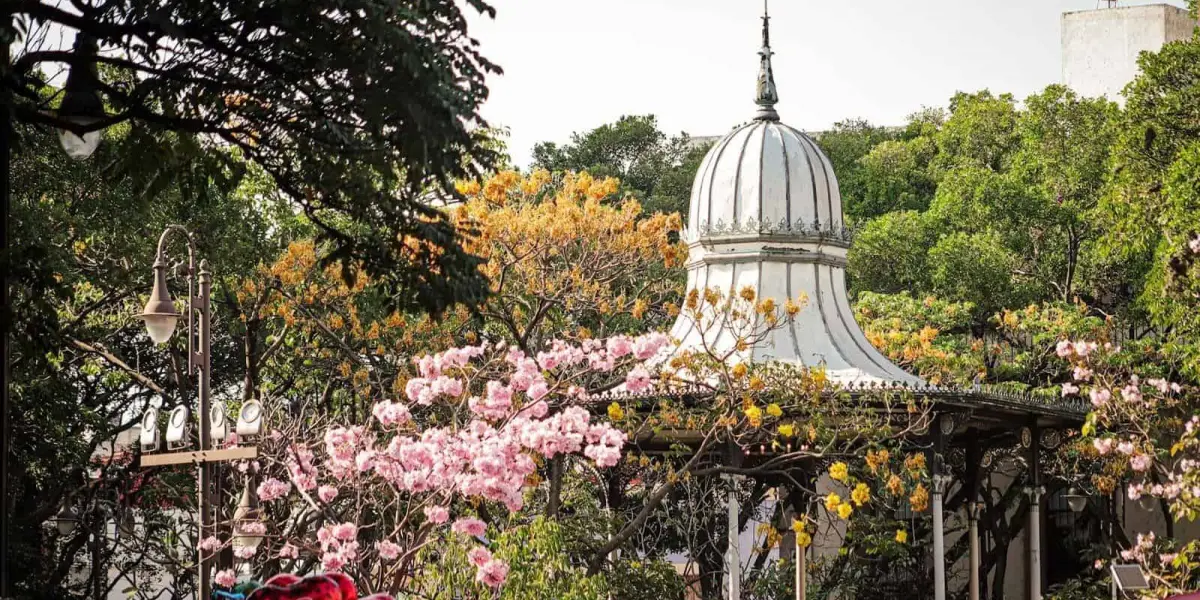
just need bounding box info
[466,0,1188,168]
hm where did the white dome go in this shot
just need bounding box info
[687,121,844,242]
[666,8,920,386]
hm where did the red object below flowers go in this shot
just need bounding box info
[246,574,393,600]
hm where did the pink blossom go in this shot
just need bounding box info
[607,336,633,358]
[198,536,222,553]
[356,449,378,472]
[1161,553,1179,566]
[1118,441,1135,455]
[527,382,549,402]
[625,365,653,394]
[1093,437,1114,455]
[332,522,357,541]
[278,543,298,559]
[376,540,402,560]
[1061,382,1079,397]
[1130,454,1152,472]
[469,381,514,420]
[1089,388,1111,407]
[257,478,291,502]
[234,546,256,559]
[1072,366,1092,381]
[214,569,237,588]
[475,558,509,587]
[633,332,670,360]
[1128,483,1144,500]
[452,518,487,537]
[321,552,346,571]
[1189,236,1200,254]
[238,521,266,536]
[1055,340,1073,357]
[467,546,493,567]
[432,376,464,398]
[526,400,549,418]
[1121,385,1143,404]
[424,505,449,524]
[318,485,339,503]
[373,401,412,427]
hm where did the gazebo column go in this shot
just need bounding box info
[726,442,743,600]
[726,473,741,600]
[795,537,806,600]
[784,483,808,600]
[965,434,984,600]
[1025,418,1044,600]
[931,415,950,600]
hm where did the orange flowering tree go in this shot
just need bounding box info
[449,169,687,354]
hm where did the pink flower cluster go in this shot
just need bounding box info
[257,477,291,502]
[324,426,370,479]
[286,446,317,491]
[424,505,449,524]
[316,522,360,571]
[318,485,339,503]
[465,545,509,587]
[452,517,487,537]
[214,569,237,588]
[376,540,402,561]
[372,400,412,427]
[1056,340,1100,358]
[198,536,222,553]
[239,521,266,536]
[260,335,666,588]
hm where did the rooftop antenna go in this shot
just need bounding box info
[754,0,780,121]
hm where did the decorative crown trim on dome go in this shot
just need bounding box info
[694,217,854,243]
[755,0,780,121]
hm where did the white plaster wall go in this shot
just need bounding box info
[1062,4,1199,102]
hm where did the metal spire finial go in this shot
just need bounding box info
[754,0,780,121]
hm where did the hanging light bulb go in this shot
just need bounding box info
[54,504,79,536]
[57,34,107,160]
[138,255,181,344]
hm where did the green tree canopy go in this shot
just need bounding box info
[531,115,706,217]
[9,0,503,314]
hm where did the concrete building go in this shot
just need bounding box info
[1062,3,1198,101]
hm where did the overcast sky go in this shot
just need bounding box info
[465,0,1188,168]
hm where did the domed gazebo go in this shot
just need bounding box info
[618,5,1089,600]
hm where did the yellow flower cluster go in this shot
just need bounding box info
[851,483,871,507]
[909,483,930,512]
[866,448,890,473]
[895,529,908,544]
[607,402,625,421]
[904,453,927,474]
[829,461,849,483]
[766,403,782,418]
[824,493,841,512]
[744,404,763,427]
[777,424,795,438]
[886,474,904,496]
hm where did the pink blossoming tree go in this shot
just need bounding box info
[202,332,669,595]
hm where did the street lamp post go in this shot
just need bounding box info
[137,225,215,600]
[51,500,108,600]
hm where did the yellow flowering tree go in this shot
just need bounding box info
[451,169,687,353]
